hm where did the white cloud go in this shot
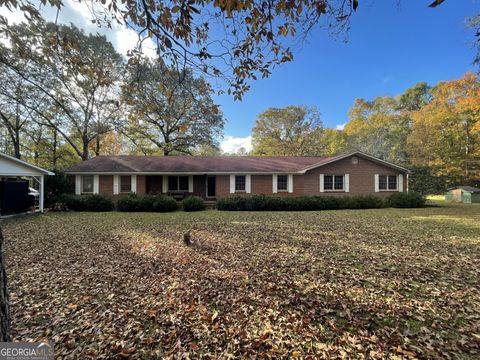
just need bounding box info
[0,0,156,58]
[221,136,252,154]
[382,75,393,84]
[335,123,346,130]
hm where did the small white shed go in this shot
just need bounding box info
[0,152,53,214]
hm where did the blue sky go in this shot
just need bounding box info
[216,0,479,152]
[1,0,477,153]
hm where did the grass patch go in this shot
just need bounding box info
[2,205,479,358]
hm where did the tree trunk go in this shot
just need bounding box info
[0,228,10,341]
[95,135,100,157]
[13,139,20,160]
[52,129,58,168]
[82,138,89,161]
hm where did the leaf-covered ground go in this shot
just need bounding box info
[2,205,480,359]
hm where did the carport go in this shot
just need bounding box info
[0,152,53,215]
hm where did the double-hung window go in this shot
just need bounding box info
[168,176,189,192]
[379,175,397,191]
[235,175,246,192]
[324,175,344,191]
[277,175,288,192]
[81,175,94,194]
[120,176,132,193]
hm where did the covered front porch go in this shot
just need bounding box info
[145,174,218,200]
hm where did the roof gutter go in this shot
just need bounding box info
[64,171,303,175]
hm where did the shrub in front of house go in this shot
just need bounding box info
[216,196,250,211]
[116,195,139,212]
[387,192,425,208]
[117,194,177,212]
[217,195,392,211]
[342,195,386,209]
[44,170,73,209]
[182,196,205,212]
[151,195,178,212]
[59,194,114,212]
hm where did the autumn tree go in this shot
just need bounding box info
[1,1,463,99]
[0,21,124,161]
[122,59,224,155]
[322,128,348,156]
[0,1,365,99]
[344,97,411,164]
[0,51,43,159]
[252,106,325,156]
[397,82,432,112]
[408,72,480,183]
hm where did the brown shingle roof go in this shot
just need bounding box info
[65,155,330,174]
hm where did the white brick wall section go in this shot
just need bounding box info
[75,175,81,195]
[93,175,99,194]
[229,175,235,194]
[162,176,168,193]
[246,174,251,194]
[398,174,403,192]
[188,175,193,193]
[131,175,137,193]
[113,175,119,195]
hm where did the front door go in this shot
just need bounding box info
[207,176,216,198]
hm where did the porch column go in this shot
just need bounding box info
[39,175,44,213]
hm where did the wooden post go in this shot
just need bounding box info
[39,175,44,213]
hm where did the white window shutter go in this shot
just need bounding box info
[93,175,99,194]
[113,175,119,195]
[288,174,293,193]
[344,174,350,193]
[131,175,137,193]
[230,175,235,194]
[246,174,251,194]
[272,175,278,194]
[162,176,168,193]
[319,174,324,193]
[398,174,403,192]
[75,175,81,195]
[374,174,379,193]
[188,175,193,192]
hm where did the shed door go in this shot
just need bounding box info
[452,189,462,202]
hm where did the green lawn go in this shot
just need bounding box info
[2,205,480,358]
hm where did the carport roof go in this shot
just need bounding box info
[0,152,54,176]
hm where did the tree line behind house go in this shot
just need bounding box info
[0,21,479,194]
[0,20,225,166]
[250,76,480,192]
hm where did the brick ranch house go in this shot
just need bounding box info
[65,151,409,201]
